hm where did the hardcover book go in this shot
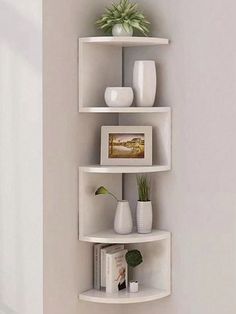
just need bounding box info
[106,249,128,293]
[101,244,124,287]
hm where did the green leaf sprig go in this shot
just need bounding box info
[95,186,119,202]
[137,175,151,202]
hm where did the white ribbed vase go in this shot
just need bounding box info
[114,201,133,234]
[136,201,153,234]
[133,60,157,107]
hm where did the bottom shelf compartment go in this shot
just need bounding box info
[79,286,170,304]
[79,239,171,304]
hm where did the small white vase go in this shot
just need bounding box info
[136,201,153,234]
[112,24,133,37]
[114,201,133,234]
[133,60,157,107]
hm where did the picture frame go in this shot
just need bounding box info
[101,126,152,166]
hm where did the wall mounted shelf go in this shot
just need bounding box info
[79,237,171,304]
[80,229,170,244]
[80,165,170,174]
[79,107,170,113]
[80,36,169,47]
[78,36,172,304]
[78,36,169,110]
[79,286,169,304]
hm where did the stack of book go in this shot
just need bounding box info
[94,244,128,293]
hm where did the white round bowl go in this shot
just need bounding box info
[105,87,134,107]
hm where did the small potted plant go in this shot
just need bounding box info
[125,249,143,292]
[136,175,152,233]
[96,0,150,37]
[95,186,133,234]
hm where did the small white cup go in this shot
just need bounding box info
[129,281,139,293]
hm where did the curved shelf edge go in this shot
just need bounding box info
[79,107,171,113]
[79,229,171,244]
[79,286,170,304]
[79,165,171,174]
[79,36,169,47]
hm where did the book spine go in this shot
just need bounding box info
[105,254,112,293]
[93,245,99,289]
[101,249,106,287]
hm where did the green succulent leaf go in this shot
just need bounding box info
[125,250,143,268]
[96,0,150,35]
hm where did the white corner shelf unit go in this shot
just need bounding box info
[78,36,172,304]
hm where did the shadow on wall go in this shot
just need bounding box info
[0,0,41,72]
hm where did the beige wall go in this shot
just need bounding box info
[44,1,236,314]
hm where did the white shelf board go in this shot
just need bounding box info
[79,165,170,174]
[79,107,171,113]
[79,286,170,304]
[80,229,170,244]
[80,36,169,47]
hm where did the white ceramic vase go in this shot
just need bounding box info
[136,201,153,234]
[133,60,157,107]
[112,24,133,37]
[114,201,133,234]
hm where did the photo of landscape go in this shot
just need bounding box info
[109,133,145,158]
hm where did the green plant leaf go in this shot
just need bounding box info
[125,250,143,268]
[95,186,109,195]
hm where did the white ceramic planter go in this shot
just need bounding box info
[105,87,133,107]
[136,201,153,234]
[112,24,133,37]
[133,60,157,107]
[114,201,133,234]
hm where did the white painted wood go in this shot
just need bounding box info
[80,229,170,243]
[78,36,172,304]
[80,37,169,47]
[79,286,170,304]
[79,170,122,238]
[78,39,122,109]
[79,165,170,174]
[79,107,170,113]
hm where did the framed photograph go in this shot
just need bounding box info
[101,126,152,166]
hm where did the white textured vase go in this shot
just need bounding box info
[114,201,133,234]
[112,24,133,37]
[133,60,157,107]
[136,201,153,234]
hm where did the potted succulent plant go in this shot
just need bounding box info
[136,175,153,233]
[95,186,133,234]
[125,249,143,292]
[96,0,150,37]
